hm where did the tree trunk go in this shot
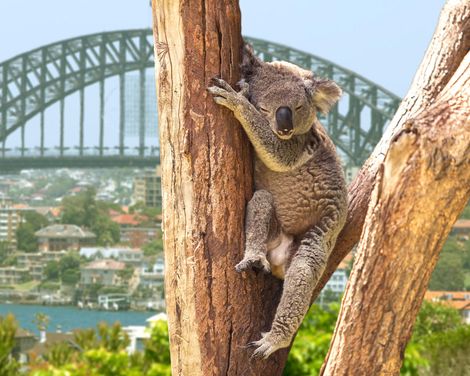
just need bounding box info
[151,1,287,375]
[321,51,470,375]
[311,0,470,302]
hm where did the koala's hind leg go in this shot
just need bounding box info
[236,190,278,274]
[250,222,338,358]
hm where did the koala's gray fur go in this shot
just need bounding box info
[208,44,348,359]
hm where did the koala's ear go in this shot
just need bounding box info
[241,43,261,80]
[312,79,342,114]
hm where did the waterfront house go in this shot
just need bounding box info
[80,247,143,265]
[16,252,42,268]
[42,250,67,263]
[425,290,470,324]
[451,219,470,239]
[36,224,96,252]
[27,332,80,362]
[138,258,164,290]
[16,250,66,281]
[0,266,29,284]
[12,328,37,364]
[80,259,126,286]
[110,211,161,248]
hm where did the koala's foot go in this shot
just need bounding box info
[248,331,290,359]
[235,254,271,274]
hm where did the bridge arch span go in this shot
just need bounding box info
[0,29,400,170]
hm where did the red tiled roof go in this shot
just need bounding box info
[453,219,470,229]
[111,214,147,226]
[425,291,470,301]
[442,300,470,311]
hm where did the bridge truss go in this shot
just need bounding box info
[0,29,400,171]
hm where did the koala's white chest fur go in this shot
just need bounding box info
[267,232,293,279]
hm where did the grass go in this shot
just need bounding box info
[14,280,40,291]
[0,280,40,291]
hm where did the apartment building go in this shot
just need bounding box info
[132,167,162,208]
[0,196,29,248]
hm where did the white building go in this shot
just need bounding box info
[0,196,29,248]
[324,269,348,294]
[80,247,143,265]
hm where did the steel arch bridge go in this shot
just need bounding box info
[0,29,400,172]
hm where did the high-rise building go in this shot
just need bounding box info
[132,167,162,208]
[0,196,27,248]
[124,73,159,139]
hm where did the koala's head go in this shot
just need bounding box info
[241,44,342,140]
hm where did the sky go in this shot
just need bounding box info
[0,0,446,96]
[0,0,446,149]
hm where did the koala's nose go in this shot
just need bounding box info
[275,106,293,136]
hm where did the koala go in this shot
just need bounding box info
[208,45,348,359]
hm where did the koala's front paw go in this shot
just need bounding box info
[207,77,248,112]
[235,254,271,274]
[248,331,290,359]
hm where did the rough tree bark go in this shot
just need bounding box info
[151,1,288,375]
[311,0,470,302]
[152,0,469,374]
[321,51,470,375]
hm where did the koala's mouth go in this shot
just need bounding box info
[275,106,294,140]
[275,129,294,140]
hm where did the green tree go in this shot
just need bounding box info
[284,303,340,375]
[32,320,171,376]
[143,320,171,374]
[46,342,76,368]
[142,239,164,257]
[412,300,462,338]
[61,187,98,228]
[0,314,19,376]
[117,266,135,286]
[401,301,470,375]
[44,260,60,281]
[97,322,130,352]
[45,176,77,199]
[460,202,470,219]
[61,188,120,246]
[0,242,9,264]
[16,211,49,253]
[61,269,80,285]
[73,328,98,351]
[419,326,470,376]
[33,312,50,333]
[59,252,81,272]
[429,252,465,290]
[92,215,120,246]
[59,251,81,285]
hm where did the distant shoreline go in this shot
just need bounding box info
[0,303,159,334]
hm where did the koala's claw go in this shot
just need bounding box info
[210,77,236,93]
[248,332,282,360]
[235,255,271,274]
[207,84,239,111]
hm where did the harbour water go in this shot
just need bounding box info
[0,303,156,334]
